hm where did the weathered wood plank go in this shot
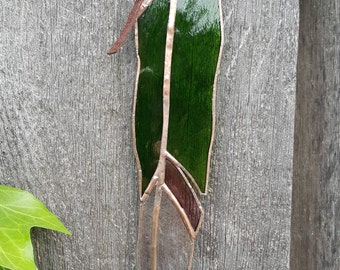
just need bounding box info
[191,0,299,269]
[0,0,299,269]
[290,0,340,269]
[1,1,138,269]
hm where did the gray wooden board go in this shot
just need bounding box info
[1,1,138,269]
[192,0,299,269]
[0,0,299,269]
[290,0,340,269]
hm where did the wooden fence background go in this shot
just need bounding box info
[0,0,338,269]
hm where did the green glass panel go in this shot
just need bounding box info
[135,0,221,192]
[135,0,170,192]
[168,0,221,191]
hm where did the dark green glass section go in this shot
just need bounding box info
[168,0,221,191]
[135,0,170,192]
[136,0,221,192]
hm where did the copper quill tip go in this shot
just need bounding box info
[107,0,145,55]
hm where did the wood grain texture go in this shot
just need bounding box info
[0,0,299,269]
[191,0,299,269]
[290,0,340,269]
[0,1,138,269]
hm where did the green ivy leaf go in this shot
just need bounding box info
[0,185,70,270]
